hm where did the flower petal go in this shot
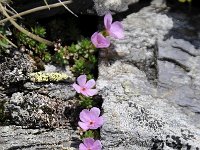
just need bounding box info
[91,32,98,47]
[89,117,104,129]
[79,143,87,150]
[77,75,87,87]
[85,89,98,97]
[109,21,124,39]
[96,34,110,48]
[78,121,89,131]
[72,83,81,93]
[90,107,100,119]
[79,109,91,122]
[83,138,95,148]
[104,13,112,30]
[91,32,110,48]
[94,116,104,128]
[91,140,102,150]
[85,79,96,89]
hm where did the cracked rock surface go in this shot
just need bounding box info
[0,126,79,150]
[0,50,79,149]
[97,1,200,149]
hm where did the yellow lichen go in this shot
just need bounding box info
[29,72,74,82]
[178,0,192,2]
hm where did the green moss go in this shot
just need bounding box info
[80,130,100,139]
[79,95,95,108]
[53,38,97,78]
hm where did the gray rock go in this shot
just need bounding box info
[0,48,77,128]
[98,62,200,149]
[5,91,77,128]
[24,82,76,100]
[0,52,37,87]
[157,38,200,114]
[94,0,139,16]
[0,125,79,150]
[44,64,74,78]
[0,52,79,148]
[97,3,200,149]
[103,5,172,84]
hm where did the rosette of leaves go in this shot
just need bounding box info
[54,38,97,78]
[15,25,51,62]
[53,45,70,65]
[70,39,97,77]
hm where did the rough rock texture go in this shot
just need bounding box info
[94,0,139,16]
[0,51,79,149]
[0,51,36,88]
[5,91,76,128]
[157,38,200,115]
[97,1,200,149]
[0,126,79,150]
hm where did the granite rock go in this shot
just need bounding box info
[4,92,75,128]
[0,52,36,88]
[0,125,79,150]
[0,51,79,148]
[97,62,200,149]
[94,0,139,16]
[97,2,200,149]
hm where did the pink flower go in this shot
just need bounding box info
[79,138,102,150]
[73,75,98,97]
[78,107,104,131]
[91,32,110,48]
[104,13,124,39]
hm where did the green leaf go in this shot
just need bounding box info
[32,26,46,37]
[81,130,95,139]
[0,39,9,48]
[43,52,51,62]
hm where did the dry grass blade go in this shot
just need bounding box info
[58,0,78,17]
[0,3,54,46]
[6,3,22,18]
[0,33,17,48]
[5,7,15,15]
[0,1,72,24]
[43,0,50,10]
